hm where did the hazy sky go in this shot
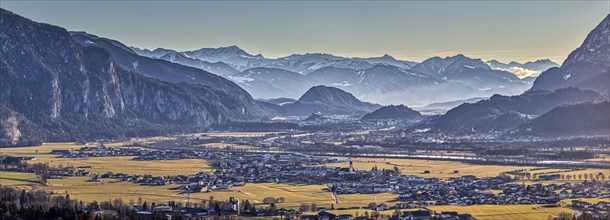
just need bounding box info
[2,1,609,63]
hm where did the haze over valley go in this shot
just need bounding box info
[0,2,609,220]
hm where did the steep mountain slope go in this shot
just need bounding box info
[434,15,610,135]
[435,88,604,132]
[531,15,610,94]
[517,101,609,136]
[0,9,274,147]
[70,32,241,91]
[361,105,423,121]
[278,86,381,116]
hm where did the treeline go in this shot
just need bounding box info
[0,186,139,219]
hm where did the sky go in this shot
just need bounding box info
[2,1,609,63]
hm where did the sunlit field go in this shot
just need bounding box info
[2,142,608,217]
[1,143,213,176]
[0,171,40,186]
[427,204,574,220]
[325,157,537,180]
[42,177,397,209]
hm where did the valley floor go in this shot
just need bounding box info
[1,141,609,220]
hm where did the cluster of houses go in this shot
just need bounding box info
[569,200,610,219]
[299,209,475,220]
[58,146,610,210]
[44,145,610,219]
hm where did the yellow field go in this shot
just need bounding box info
[561,198,610,205]
[42,177,396,209]
[3,142,608,218]
[303,209,420,216]
[1,143,213,176]
[326,158,536,179]
[427,204,574,220]
[1,142,84,155]
[0,171,40,186]
[38,156,211,176]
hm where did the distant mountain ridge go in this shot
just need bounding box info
[275,86,381,116]
[131,45,551,106]
[362,105,423,121]
[132,46,417,75]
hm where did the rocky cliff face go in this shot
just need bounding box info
[0,9,275,146]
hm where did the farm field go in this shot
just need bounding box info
[325,157,536,179]
[39,156,212,176]
[43,178,397,209]
[303,208,421,216]
[0,171,40,186]
[2,142,608,218]
[325,157,610,182]
[1,143,213,176]
[561,198,610,205]
[427,204,574,220]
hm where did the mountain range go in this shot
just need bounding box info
[0,8,607,147]
[531,15,610,95]
[434,14,610,136]
[0,9,275,147]
[130,45,551,106]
